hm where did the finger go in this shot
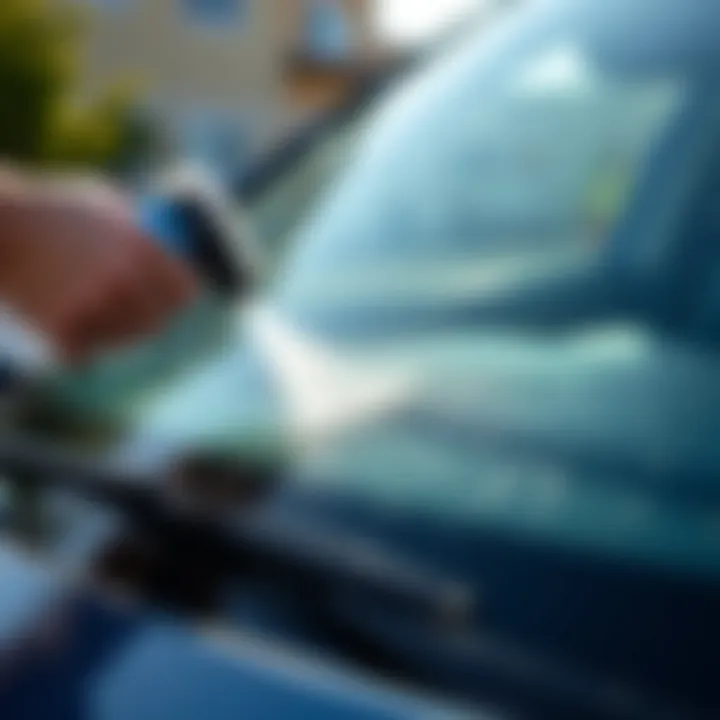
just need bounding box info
[88,239,197,351]
[81,261,176,353]
[81,285,158,354]
[136,235,199,314]
[49,261,152,360]
[45,297,98,364]
[42,176,133,225]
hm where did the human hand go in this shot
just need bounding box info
[0,176,198,362]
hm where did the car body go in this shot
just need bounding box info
[3,0,720,718]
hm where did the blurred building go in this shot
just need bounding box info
[72,0,395,172]
[278,0,394,115]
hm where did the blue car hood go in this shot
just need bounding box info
[0,546,472,720]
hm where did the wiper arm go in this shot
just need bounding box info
[0,437,473,629]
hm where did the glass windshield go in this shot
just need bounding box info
[251,0,720,575]
[274,0,720,324]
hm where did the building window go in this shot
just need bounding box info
[180,109,251,178]
[305,0,352,60]
[184,0,249,27]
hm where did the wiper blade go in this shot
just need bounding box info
[0,437,473,628]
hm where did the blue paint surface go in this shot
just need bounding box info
[0,546,462,720]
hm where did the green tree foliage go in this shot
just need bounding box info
[0,0,152,170]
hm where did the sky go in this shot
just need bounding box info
[374,0,487,46]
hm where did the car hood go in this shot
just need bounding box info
[0,546,473,720]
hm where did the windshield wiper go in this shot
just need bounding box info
[0,436,473,629]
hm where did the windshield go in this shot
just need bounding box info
[248,0,720,576]
[274,0,720,326]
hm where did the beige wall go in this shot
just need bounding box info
[71,0,383,154]
[74,0,287,153]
